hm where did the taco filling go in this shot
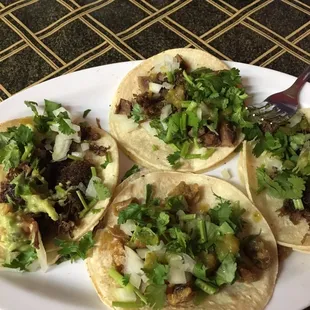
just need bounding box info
[244,111,310,227]
[115,54,252,168]
[0,100,113,270]
[105,182,271,308]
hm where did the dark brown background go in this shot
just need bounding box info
[0,0,309,102]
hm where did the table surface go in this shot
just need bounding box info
[0,1,310,309]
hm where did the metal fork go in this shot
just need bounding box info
[248,65,310,125]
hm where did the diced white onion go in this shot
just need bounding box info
[141,121,158,136]
[120,220,137,237]
[124,246,144,275]
[78,182,86,193]
[114,288,136,302]
[86,176,102,199]
[147,240,165,252]
[162,82,173,89]
[153,55,180,73]
[53,107,72,118]
[257,151,282,172]
[71,151,83,158]
[112,114,139,133]
[160,104,172,122]
[168,267,187,284]
[52,134,72,161]
[141,274,149,283]
[182,254,196,273]
[136,248,150,259]
[129,273,142,289]
[27,260,40,272]
[221,168,231,180]
[196,107,202,121]
[141,282,148,293]
[81,142,89,151]
[149,82,162,94]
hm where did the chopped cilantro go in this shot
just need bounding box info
[167,151,181,168]
[93,180,111,200]
[131,104,145,122]
[143,262,169,285]
[131,227,159,246]
[101,152,112,169]
[118,203,143,225]
[83,109,91,118]
[3,247,37,271]
[122,164,140,181]
[144,284,166,310]
[55,232,95,262]
[57,118,75,135]
[44,99,61,117]
[215,254,237,286]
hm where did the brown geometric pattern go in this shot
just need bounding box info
[0,0,309,104]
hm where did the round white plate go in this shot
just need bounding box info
[0,61,309,310]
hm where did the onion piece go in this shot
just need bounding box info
[257,151,282,172]
[124,246,144,275]
[52,134,72,161]
[136,248,150,259]
[162,82,173,89]
[81,142,89,152]
[182,254,196,273]
[112,114,139,133]
[129,273,142,289]
[149,82,162,94]
[147,240,165,252]
[71,151,83,158]
[86,176,102,199]
[114,288,136,302]
[196,107,202,120]
[168,267,187,284]
[120,220,136,237]
[153,55,180,73]
[160,105,172,122]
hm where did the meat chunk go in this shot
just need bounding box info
[238,265,259,283]
[200,131,221,147]
[115,99,132,116]
[89,143,109,156]
[169,181,200,204]
[244,237,271,270]
[6,163,32,182]
[137,76,150,92]
[175,54,189,72]
[167,285,192,306]
[80,125,101,141]
[219,121,236,147]
[279,198,310,225]
[260,121,279,134]
[134,92,164,118]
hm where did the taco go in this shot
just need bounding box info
[0,100,119,271]
[240,108,310,251]
[87,171,278,310]
[110,48,253,173]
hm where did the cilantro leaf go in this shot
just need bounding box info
[205,221,219,246]
[215,254,237,286]
[57,118,75,135]
[167,227,190,252]
[164,195,188,213]
[144,262,169,285]
[145,284,167,310]
[118,203,143,225]
[93,180,111,200]
[131,104,145,122]
[122,274,130,286]
[55,232,95,262]
[122,164,140,181]
[44,99,61,117]
[293,142,310,175]
[3,247,37,271]
[0,141,21,171]
[14,125,33,145]
[167,151,181,168]
[256,167,305,199]
[25,101,39,116]
[209,199,232,225]
[156,212,170,235]
[131,227,159,246]
[83,109,91,118]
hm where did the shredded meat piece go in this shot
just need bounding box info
[200,131,221,147]
[115,99,132,116]
[6,163,32,182]
[89,143,109,156]
[134,92,164,118]
[167,285,192,306]
[156,72,166,82]
[175,54,189,72]
[80,125,101,141]
[174,70,185,87]
[238,264,260,283]
[244,237,271,270]
[138,76,150,92]
[168,181,200,204]
[260,121,279,134]
[219,121,236,147]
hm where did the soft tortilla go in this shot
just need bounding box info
[0,117,120,265]
[110,48,244,173]
[239,109,310,251]
[87,171,278,310]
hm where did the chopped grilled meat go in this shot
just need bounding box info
[219,121,236,147]
[174,70,185,87]
[115,99,133,116]
[200,131,221,147]
[169,181,200,204]
[244,237,271,270]
[89,143,109,156]
[189,127,205,138]
[138,76,150,92]
[6,163,32,182]
[134,92,164,118]
[238,265,260,283]
[167,284,192,306]
[80,125,101,141]
[0,182,25,205]
[156,72,166,82]
[260,121,279,134]
[175,54,189,72]
[56,220,75,237]
[279,199,310,225]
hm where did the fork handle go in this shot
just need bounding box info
[285,65,310,98]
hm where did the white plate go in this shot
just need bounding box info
[0,61,309,310]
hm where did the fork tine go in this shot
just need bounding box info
[265,113,290,125]
[247,102,274,114]
[254,106,280,119]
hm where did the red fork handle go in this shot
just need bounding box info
[285,65,310,98]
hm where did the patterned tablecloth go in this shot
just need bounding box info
[0,0,309,100]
